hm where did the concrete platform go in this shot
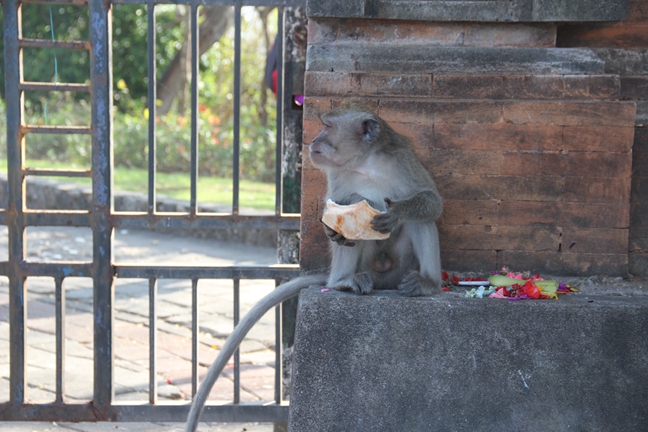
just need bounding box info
[289,286,648,432]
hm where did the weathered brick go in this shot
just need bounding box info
[309,20,555,48]
[303,118,322,144]
[557,23,648,48]
[441,199,499,226]
[388,122,435,149]
[563,176,631,203]
[621,76,648,100]
[497,201,561,226]
[630,201,648,230]
[436,175,563,201]
[308,19,465,46]
[503,101,637,127]
[440,250,497,273]
[357,73,433,97]
[428,149,504,176]
[629,0,648,22]
[500,251,628,276]
[586,75,621,98]
[501,151,567,176]
[378,100,503,125]
[559,202,630,229]
[439,225,560,251]
[561,228,629,254]
[305,72,433,97]
[629,227,648,251]
[562,126,635,152]
[629,252,648,276]
[566,152,632,178]
[464,23,556,47]
[433,123,563,151]
[303,97,335,121]
[300,191,323,224]
[432,75,616,100]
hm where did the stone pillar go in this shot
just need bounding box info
[300,0,636,276]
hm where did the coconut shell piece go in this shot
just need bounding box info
[321,199,390,241]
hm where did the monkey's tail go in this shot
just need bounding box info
[185,273,328,432]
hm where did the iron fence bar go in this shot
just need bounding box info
[274,8,283,216]
[232,3,241,215]
[90,0,116,417]
[147,1,157,214]
[4,0,28,406]
[20,82,90,92]
[112,213,300,230]
[22,125,91,134]
[21,0,88,5]
[191,278,199,397]
[24,168,92,177]
[190,3,199,216]
[54,276,66,403]
[19,38,90,50]
[113,0,304,5]
[22,262,92,280]
[148,277,158,404]
[274,280,282,404]
[115,264,299,279]
[22,211,299,229]
[233,278,240,403]
[24,211,90,227]
[0,262,8,276]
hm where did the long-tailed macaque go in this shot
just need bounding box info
[186,103,443,431]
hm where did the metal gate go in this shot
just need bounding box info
[1,0,304,422]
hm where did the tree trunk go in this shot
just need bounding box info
[157,6,233,115]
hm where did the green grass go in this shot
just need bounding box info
[1,159,277,211]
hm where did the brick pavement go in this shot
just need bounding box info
[0,226,282,430]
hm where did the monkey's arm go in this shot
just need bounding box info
[185,273,328,432]
[371,190,442,234]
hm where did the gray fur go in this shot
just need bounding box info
[311,103,443,297]
[186,106,442,430]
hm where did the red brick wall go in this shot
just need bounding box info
[301,19,636,276]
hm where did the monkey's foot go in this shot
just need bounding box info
[332,272,374,295]
[398,272,441,297]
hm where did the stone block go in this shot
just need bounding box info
[439,225,561,252]
[436,175,564,202]
[501,251,629,275]
[306,46,605,75]
[441,199,499,226]
[561,228,629,254]
[306,0,364,18]
[290,287,648,431]
[621,76,648,100]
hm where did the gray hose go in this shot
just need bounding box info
[185,273,328,432]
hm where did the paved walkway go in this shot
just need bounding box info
[0,226,282,431]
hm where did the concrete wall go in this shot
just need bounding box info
[300,0,638,277]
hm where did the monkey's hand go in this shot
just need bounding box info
[370,198,400,234]
[322,220,356,247]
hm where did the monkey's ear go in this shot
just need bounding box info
[361,118,380,142]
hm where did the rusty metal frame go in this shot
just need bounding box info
[1,0,303,422]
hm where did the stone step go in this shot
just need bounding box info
[289,286,648,432]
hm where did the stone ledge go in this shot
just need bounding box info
[308,0,629,22]
[289,287,648,431]
[306,46,605,75]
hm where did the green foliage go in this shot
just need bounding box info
[1,4,280,183]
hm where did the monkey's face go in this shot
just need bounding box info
[308,111,380,169]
